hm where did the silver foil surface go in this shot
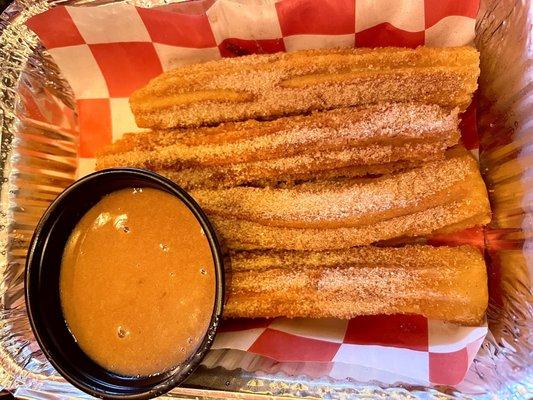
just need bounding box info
[0,0,531,398]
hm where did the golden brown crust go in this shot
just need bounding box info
[191,154,482,229]
[130,46,479,129]
[224,245,488,326]
[212,199,490,251]
[205,152,491,250]
[97,103,460,170]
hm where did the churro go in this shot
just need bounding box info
[130,46,479,129]
[97,103,459,170]
[211,197,490,251]
[224,245,488,326]
[191,153,483,229]
[202,151,491,250]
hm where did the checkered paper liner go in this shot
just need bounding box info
[26,0,487,386]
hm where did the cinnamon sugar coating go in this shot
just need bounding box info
[190,150,490,250]
[224,245,488,325]
[97,103,459,170]
[191,153,483,229]
[130,46,479,129]
[211,196,489,251]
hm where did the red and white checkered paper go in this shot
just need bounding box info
[26,0,486,386]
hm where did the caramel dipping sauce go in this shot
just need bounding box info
[59,188,215,377]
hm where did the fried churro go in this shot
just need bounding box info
[201,151,491,250]
[224,245,488,326]
[211,196,490,251]
[130,46,479,129]
[97,103,459,170]
[191,153,483,229]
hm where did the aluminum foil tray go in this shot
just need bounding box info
[0,0,531,398]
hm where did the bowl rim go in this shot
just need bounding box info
[24,168,225,400]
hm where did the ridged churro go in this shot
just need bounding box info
[191,153,483,229]
[199,151,491,250]
[97,103,459,170]
[224,245,488,326]
[130,46,479,129]
[211,196,490,251]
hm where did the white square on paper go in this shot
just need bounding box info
[66,4,151,44]
[283,34,355,52]
[269,318,348,343]
[153,43,221,72]
[428,320,487,353]
[207,0,282,44]
[356,0,424,33]
[424,16,476,47]
[333,343,429,383]
[329,361,429,385]
[48,45,109,99]
[77,157,96,179]
[211,328,266,351]
[109,98,146,142]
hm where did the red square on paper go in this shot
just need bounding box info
[77,99,112,158]
[424,0,479,29]
[218,318,272,332]
[429,348,469,385]
[276,0,355,36]
[249,328,341,362]
[90,42,163,97]
[355,23,424,48]
[26,6,85,49]
[428,227,485,249]
[219,38,285,57]
[459,98,479,150]
[344,315,428,351]
[137,8,216,48]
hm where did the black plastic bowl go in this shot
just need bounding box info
[25,168,224,399]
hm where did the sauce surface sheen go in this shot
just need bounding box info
[60,187,215,376]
